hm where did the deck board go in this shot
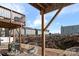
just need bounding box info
[0,18,24,29]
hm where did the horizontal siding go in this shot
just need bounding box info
[61,25,79,35]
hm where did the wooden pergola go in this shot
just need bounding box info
[29,3,74,56]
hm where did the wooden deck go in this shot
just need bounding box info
[0,5,25,29]
[0,17,24,29]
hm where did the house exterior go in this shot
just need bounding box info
[61,25,79,35]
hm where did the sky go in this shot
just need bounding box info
[0,3,79,33]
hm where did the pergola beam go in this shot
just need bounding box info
[37,3,45,10]
[44,7,63,31]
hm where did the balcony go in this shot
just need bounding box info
[0,6,25,29]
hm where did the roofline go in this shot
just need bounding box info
[61,24,79,28]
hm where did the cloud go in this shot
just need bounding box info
[33,15,47,28]
[33,19,41,26]
[26,14,48,29]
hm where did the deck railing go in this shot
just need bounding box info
[0,6,25,25]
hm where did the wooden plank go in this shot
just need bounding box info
[37,3,45,9]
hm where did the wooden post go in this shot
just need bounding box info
[41,9,45,56]
[8,28,11,52]
[19,28,21,51]
[9,29,10,44]
[13,29,15,43]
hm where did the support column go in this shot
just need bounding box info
[8,28,11,52]
[13,29,15,43]
[9,29,11,44]
[19,28,21,51]
[41,9,45,56]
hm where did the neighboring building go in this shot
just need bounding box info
[24,27,49,35]
[61,25,79,35]
[0,27,49,37]
[25,27,36,35]
[16,27,49,35]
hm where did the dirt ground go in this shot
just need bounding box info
[21,44,78,56]
[0,43,78,56]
